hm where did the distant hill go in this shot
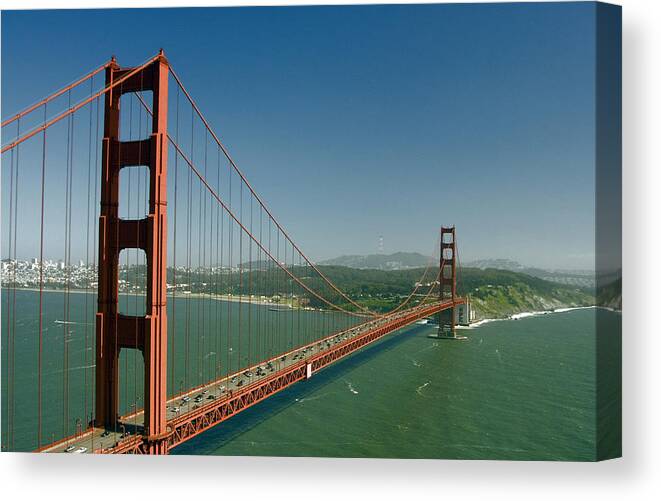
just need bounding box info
[285,264,594,319]
[319,252,431,270]
[464,258,527,272]
[465,258,596,289]
[318,254,599,291]
[158,257,598,319]
[458,267,593,320]
[311,265,594,319]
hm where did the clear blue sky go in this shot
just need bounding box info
[2,3,601,270]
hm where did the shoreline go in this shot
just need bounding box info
[6,288,621,321]
[2,287,340,312]
[457,305,620,329]
[3,287,308,310]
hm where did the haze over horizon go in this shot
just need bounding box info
[318,250,597,273]
[2,3,613,271]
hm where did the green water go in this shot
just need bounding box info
[2,290,621,460]
[1,289,361,451]
[172,308,621,461]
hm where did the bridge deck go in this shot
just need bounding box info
[41,299,462,454]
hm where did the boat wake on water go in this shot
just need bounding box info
[54,320,92,326]
[295,393,331,404]
[44,363,97,377]
[344,380,359,395]
[405,355,422,367]
[464,306,601,329]
[416,381,431,396]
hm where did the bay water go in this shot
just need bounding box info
[1,290,620,460]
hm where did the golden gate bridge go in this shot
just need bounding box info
[1,51,466,454]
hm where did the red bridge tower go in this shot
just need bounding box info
[437,226,457,338]
[95,52,169,453]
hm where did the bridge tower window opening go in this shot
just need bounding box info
[118,91,153,143]
[118,248,148,317]
[118,165,150,220]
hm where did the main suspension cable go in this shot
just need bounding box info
[1,60,111,128]
[134,87,439,320]
[167,65,376,317]
[1,53,161,154]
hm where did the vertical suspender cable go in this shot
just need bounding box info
[112,81,122,437]
[125,91,134,424]
[11,120,20,450]
[135,86,145,431]
[195,112,202,388]
[171,84,180,396]
[3,143,13,450]
[37,106,47,449]
[276,229,281,366]
[290,244,294,350]
[214,143,221,382]
[259,207,263,364]
[297,253,302,353]
[227,164,232,380]
[91,93,100,451]
[248,193,253,372]
[68,95,75,437]
[268,218,272,362]
[219,160,224,383]
[4,124,18,450]
[185,105,192,409]
[83,77,93,435]
[200,129,207,384]
[205,132,212,383]
[62,90,72,440]
[206,133,213,383]
[238,181,243,373]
